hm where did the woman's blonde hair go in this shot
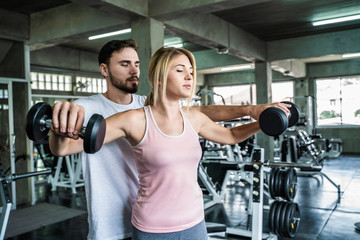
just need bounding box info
[145,47,196,106]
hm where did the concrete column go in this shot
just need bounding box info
[255,62,274,161]
[0,41,32,206]
[131,17,164,96]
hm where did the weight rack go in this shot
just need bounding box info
[0,159,51,239]
[227,148,278,240]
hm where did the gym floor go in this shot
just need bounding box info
[5,154,360,240]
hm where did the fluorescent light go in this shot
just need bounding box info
[165,43,184,48]
[220,65,253,71]
[88,28,131,40]
[342,53,360,58]
[312,14,360,26]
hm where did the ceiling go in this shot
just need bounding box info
[214,0,360,41]
[1,0,360,61]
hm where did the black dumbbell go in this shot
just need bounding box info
[25,102,106,154]
[259,101,300,136]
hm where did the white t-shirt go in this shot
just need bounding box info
[76,94,146,240]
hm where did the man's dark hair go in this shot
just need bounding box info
[98,39,138,65]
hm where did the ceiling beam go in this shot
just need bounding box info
[28,3,129,51]
[71,0,148,18]
[31,45,99,73]
[165,13,266,62]
[150,0,270,21]
[194,49,249,70]
[268,28,360,61]
[0,8,29,41]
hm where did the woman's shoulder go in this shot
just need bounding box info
[123,107,145,119]
[183,106,206,121]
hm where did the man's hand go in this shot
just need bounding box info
[51,101,85,139]
[250,102,291,120]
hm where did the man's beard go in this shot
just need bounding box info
[109,71,139,94]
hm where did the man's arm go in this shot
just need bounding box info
[191,102,290,122]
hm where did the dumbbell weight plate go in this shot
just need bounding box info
[25,102,52,142]
[84,114,106,154]
[259,107,288,136]
[281,101,300,127]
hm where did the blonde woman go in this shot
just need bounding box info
[98,47,261,239]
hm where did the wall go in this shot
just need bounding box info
[316,128,359,154]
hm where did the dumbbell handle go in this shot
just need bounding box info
[42,118,86,138]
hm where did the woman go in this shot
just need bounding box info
[103,46,261,239]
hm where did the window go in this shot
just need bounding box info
[31,72,107,94]
[316,76,360,126]
[213,85,254,105]
[272,81,294,102]
[31,72,72,91]
[213,81,294,105]
[75,77,107,93]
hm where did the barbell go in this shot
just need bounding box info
[201,159,322,171]
[25,102,106,154]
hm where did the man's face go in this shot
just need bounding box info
[106,47,140,93]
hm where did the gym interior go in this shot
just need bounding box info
[0,0,360,239]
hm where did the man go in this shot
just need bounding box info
[50,39,289,240]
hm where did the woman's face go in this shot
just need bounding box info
[165,54,194,100]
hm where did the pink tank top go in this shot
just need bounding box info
[131,106,204,233]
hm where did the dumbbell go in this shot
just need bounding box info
[259,101,300,136]
[25,102,106,154]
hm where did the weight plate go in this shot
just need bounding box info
[278,201,289,237]
[283,168,293,201]
[280,170,287,199]
[259,107,288,136]
[25,102,52,142]
[276,169,284,198]
[283,201,294,238]
[284,202,300,238]
[289,168,298,201]
[354,222,360,231]
[271,201,281,235]
[274,169,280,197]
[269,168,276,199]
[284,203,295,237]
[269,201,276,233]
[290,202,301,238]
[84,114,106,154]
[283,168,290,201]
[274,200,283,236]
[281,101,300,127]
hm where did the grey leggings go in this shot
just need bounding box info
[132,220,208,240]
